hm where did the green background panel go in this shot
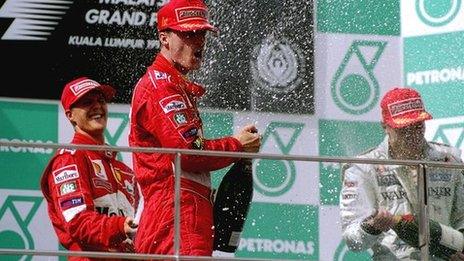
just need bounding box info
[317,0,400,35]
[319,119,384,205]
[237,203,319,260]
[404,31,464,118]
[0,101,58,190]
[200,112,235,188]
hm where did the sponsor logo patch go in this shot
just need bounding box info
[173,112,188,126]
[124,180,135,195]
[53,165,79,184]
[176,7,207,21]
[154,70,168,80]
[92,178,113,192]
[192,137,204,150]
[182,127,198,139]
[92,160,108,180]
[381,190,407,201]
[159,94,187,113]
[388,98,424,117]
[343,181,357,188]
[429,173,452,182]
[428,186,451,199]
[342,193,358,200]
[376,174,401,186]
[60,196,84,211]
[70,79,100,96]
[60,181,78,196]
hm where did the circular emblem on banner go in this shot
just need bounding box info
[416,0,461,26]
[333,73,378,114]
[253,159,296,197]
[330,40,386,115]
[250,35,305,93]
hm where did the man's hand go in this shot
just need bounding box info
[362,209,396,233]
[234,124,261,153]
[124,217,138,239]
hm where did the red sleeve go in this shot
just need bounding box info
[42,151,126,250]
[180,137,243,172]
[142,80,243,172]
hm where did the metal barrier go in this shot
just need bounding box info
[2,140,464,260]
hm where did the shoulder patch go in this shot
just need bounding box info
[60,195,84,211]
[181,127,198,141]
[92,178,113,192]
[53,165,79,184]
[159,94,187,113]
[171,112,189,127]
[59,148,76,155]
[91,160,108,180]
[60,195,86,222]
[153,70,168,80]
[59,181,79,196]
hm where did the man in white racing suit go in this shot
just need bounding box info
[340,87,464,260]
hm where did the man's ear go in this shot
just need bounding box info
[65,110,77,127]
[159,31,170,47]
[65,110,72,120]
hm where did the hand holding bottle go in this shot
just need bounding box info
[234,124,261,153]
[391,213,464,259]
[361,208,396,234]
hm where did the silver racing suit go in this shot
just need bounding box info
[340,137,464,260]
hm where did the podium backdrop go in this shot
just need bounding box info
[2,0,464,260]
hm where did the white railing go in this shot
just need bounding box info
[2,141,464,260]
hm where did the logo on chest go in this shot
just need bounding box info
[92,160,108,180]
[381,190,408,201]
[428,186,451,199]
[159,94,187,113]
[376,174,401,187]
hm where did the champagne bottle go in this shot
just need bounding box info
[392,214,464,259]
[213,158,253,253]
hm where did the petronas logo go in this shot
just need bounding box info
[105,112,129,161]
[416,0,461,26]
[253,122,304,197]
[0,195,43,261]
[251,35,305,93]
[331,40,386,115]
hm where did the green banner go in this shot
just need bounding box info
[0,100,58,190]
[237,203,319,260]
[317,0,400,35]
[319,119,384,205]
[404,31,464,118]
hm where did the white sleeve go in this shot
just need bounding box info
[340,163,380,251]
[451,167,464,231]
[134,183,144,224]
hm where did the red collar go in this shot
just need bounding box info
[152,54,206,97]
[71,132,116,159]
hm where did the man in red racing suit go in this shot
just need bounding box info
[41,77,139,260]
[129,0,261,256]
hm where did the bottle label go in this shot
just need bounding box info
[439,224,464,251]
[228,231,242,247]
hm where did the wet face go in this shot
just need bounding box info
[159,30,207,74]
[385,121,426,159]
[66,90,108,141]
